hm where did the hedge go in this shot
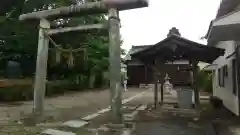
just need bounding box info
[197,71,213,93]
[0,81,85,102]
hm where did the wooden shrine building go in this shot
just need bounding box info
[130,34,225,109]
[126,45,153,86]
[126,45,192,87]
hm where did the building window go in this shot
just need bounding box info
[218,66,225,87]
[218,68,221,87]
[232,59,237,95]
[223,65,228,77]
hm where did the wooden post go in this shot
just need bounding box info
[144,65,147,86]
[153,60,161,108]
[152,60,158,108]
[154,76,158,108]
[191,60,200,109]
[160,79,164,104]
[156,60,164,105]
[33,19,50,116]
[108,8,123,124]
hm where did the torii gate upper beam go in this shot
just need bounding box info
[19,0,148,21]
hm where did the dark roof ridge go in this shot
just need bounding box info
[131,35,214,57]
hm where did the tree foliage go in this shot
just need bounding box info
[0,0,121,88]
[197,71,213,93]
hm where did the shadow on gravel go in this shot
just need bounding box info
[202,104,240,135]
[212,122,234,135]
[133,109,209,135]
[134,120,206,135]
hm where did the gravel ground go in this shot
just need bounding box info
[205,107,240,135]
[0,88,145,124]
[125,90,213,135]
[0,88,215,135]
[134,120,206,135]
[0,88,146,135]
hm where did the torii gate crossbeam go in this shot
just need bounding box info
[19,0,148,21]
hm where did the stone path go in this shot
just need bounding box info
[40,91,147,135]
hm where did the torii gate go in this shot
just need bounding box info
[19,0,148,124]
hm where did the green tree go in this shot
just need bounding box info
[0,0,118,88]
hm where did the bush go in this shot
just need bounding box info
[0,85,33,101]
[203,76,213,93]
[0,73,108,102]
[197,71,213,93]
[0,80,85,102]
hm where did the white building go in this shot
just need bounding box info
[206,1,240,115]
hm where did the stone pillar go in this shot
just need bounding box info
[108,8,123,124]
[33,19,50,116]
[154,81,158,108]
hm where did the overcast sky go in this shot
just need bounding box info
[119,0,221,51]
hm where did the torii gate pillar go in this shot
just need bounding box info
[108,8,123,124]
[33,19,50,116]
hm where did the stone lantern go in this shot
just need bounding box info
[163,73,173,93]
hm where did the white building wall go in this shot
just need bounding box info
[214,10,240,26]
[213,41,239,115]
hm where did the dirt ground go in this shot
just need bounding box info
[205,106,240,135]
[82,90,213,135]
[0,88,146,134]
[0,88,217,135]
[122,90,215,135]
[132,105,211,135]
